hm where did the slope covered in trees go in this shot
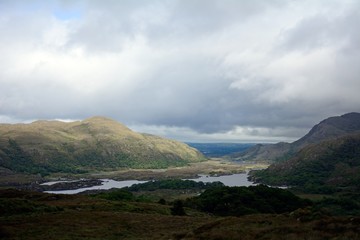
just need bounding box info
[230,112,360,163]
[0,117,205,175]
[250,134,360,193]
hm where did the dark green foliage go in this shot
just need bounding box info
[230,112,360,163]
[314,196,360,216]
[0,139,49,176]
[187,185,311,216]
[0,139,191,174]
[0,189,62,216]
[1,188,360,240]
[126,157,189,169]
[158,198,166,205]
[94,189,134,201]
[0,117,205,175]
[273,149,296,162]
[126,179,224,192]
[171,200,186,216]
[251,134,360,194]
[0,139,88,176]
[0,198,62,216]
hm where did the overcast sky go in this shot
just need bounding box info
[1,0,360,143]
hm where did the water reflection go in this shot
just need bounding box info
[187,173,256,187]
[45,172,255,194]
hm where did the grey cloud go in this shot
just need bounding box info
[65,0,288,52]
[1,0,360,142]
[280,15,333,51]
[279,1,360,53]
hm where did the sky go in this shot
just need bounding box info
[0,0,360,143]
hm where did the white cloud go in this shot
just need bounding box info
[0,0,360,142]
[130,124,304,143]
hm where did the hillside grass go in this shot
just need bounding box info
[250,134,360,194]
[1,188,359,240]
[0,117,206,176]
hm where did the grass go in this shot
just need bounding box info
[84,159,259,181]
[0,117,206,175]
[1,188,360,239]
[1,211,205,240]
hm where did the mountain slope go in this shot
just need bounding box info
[0,117,205,175]
[292,112,360,147]
[250,133,360,193]
[229,112,360,162]
[228,142,292,162]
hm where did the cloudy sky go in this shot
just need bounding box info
[1,0,360,143]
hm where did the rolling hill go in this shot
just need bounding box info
[250,133,360,193]
[229,112,360,162]
[0,116,205,175]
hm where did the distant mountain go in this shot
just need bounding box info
[0,117,205,175]
[227,142,292,162]
[250,133,360,193]
[229,112,360,162]
[186,143,255,157]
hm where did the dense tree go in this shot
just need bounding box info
[171,200,186,216]
[186,185,311,216]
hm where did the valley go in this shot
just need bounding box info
[1,113,360,239]
[2,1,360,238]
[0,158,266,187]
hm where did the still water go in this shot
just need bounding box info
[187,173,255,187]
[44,172,255,194]
[45,179,147,194]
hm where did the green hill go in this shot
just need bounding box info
[230,112,360,162]
[250,133,360,193]
[0,116,205,175]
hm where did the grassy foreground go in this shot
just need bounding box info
[1,189,359,240]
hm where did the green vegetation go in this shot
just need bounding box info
[313,195,360,216]
[251,134,360,194]
[126,179,224,191]
[170,200,186,216]
[186,185,311,216]
[94,189,135,202]
[231,112,360,163]
[0,139,86,176]
[0,116,205,175]
[0,139,45,175]
[1,112,360,238]
[1,186,359,239]
[0,198,62,216]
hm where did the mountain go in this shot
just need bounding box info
[227,142,292,162]
[292,112,360,147]
[0,116,205,175]
[250,133,360,193]
[186,143,255,157]
[229,112,360,162]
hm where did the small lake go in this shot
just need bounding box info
[44,179,148,194]
[44,172,255,194]
[186,173,256,187]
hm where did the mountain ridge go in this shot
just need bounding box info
[292,112,360,147]
[229,112,360,162]
[250,132,360,193]
[0,117,205,175]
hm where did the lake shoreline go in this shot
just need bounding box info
[73,159,269,181]
[42,172,258,194]
[5,160,269,193]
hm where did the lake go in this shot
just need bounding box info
[44,172,255,194]
[187,173,256,187]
